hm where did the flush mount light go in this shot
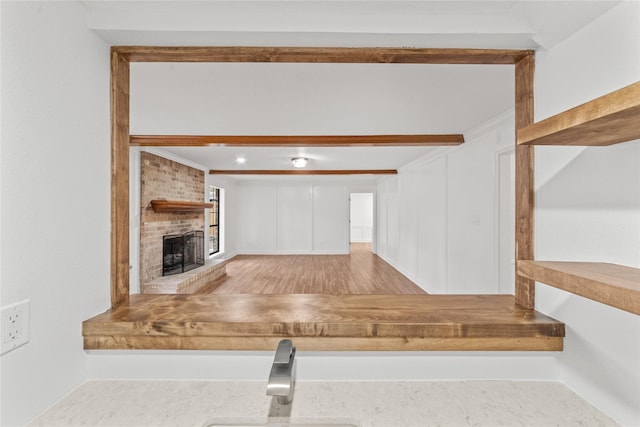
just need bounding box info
[236,157,246,164]
[291,157,308,168]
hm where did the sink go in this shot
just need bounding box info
[204,418,358,427]
[205,424,357,427]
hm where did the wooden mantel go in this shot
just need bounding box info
[150,199,214,213]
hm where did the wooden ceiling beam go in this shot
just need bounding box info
[209,169,397,175]
[130,134,464,147]
[115,46,532,65]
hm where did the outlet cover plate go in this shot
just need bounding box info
[1,300,30,356]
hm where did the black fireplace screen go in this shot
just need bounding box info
[162,230,204,276]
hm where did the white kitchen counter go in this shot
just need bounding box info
[28,380,617,427]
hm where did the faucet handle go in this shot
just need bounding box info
[273,339,295,365]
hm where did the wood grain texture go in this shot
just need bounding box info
[517,261,640,315]
[111,49,130,308]
[115,46,532,65]
[209,170,397,175]
[131,134,465,147]
[514,53,535,309]
[84,336,563,352]
[150,200,214,213]
[197,244,426,294]
[517,81,640,146]
[82,294,564,351]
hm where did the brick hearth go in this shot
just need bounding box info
[142,258,228,294]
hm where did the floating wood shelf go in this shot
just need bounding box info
[82,294,564,351]
[517,261,640,315]
[517,81,640,146]
[150,199,213,213]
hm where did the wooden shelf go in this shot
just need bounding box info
[82,294,564,351]
[517,81,640,146]
[517,261,640,315]
[150,199,213,213]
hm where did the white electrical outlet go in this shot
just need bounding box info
[1,300,30,356]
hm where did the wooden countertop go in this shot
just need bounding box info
[83,294,564,351]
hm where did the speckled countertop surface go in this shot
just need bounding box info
[28,380,618,427]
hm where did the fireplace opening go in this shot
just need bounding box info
[162,230,204,276]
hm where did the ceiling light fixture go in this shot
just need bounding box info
[236,157,246,164]
[291,157,308,168]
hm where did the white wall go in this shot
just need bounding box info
[533,2,640,425]
[314,185,354,251]
[376,112,514,293]
[416,156,448,294]
[0,2,110,425]
[128,62,513,136]
[236,180,350,254]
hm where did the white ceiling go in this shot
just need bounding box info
[82,1,620,175]
[83,1,619,50]
[129,62,514,172]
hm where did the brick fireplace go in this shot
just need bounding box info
[139,152,206,286]
[163,230,205,276]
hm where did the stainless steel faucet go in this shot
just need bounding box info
[266,339,296,404]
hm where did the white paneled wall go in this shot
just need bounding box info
[277,185,313,252]
[238,181,350,254]
[238,184,278,253]
[385,178,401,263]
[398,170,419,280]
[350,226,372,242]
[376,112,514,294]
[376,187,388,257]
[416,157,448,294]
[446,130,499,293]
[315,185,350,251]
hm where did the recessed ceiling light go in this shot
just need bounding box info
[291,157,308,168]
[236,157,246,164]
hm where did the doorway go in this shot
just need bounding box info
[350,193,374,253]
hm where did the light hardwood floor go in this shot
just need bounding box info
[197,243,427,295]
